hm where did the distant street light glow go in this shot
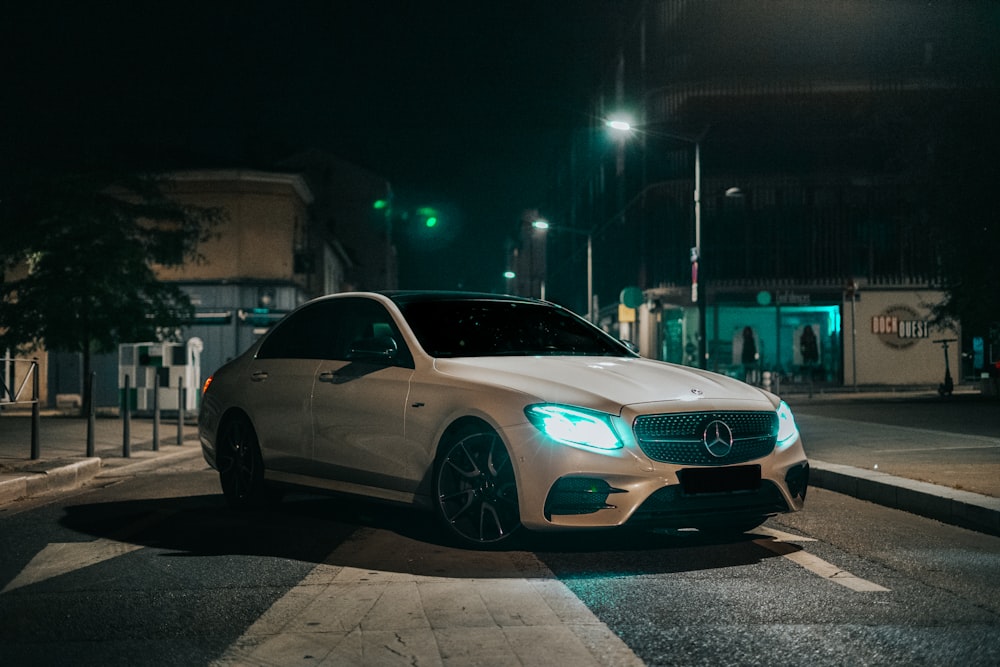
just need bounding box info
[531,218,595,322]
[606,119,632,132]
[416,206,441,229]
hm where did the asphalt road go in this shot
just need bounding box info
[1,445,998,666]
[790,393,1000,498]
[788,393,999,439]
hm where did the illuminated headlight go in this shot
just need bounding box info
[525,404,623,451]
[776,400,799,448]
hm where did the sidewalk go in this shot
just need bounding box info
[1,390,998,537]
[785,385,1000,536]
[0,410,202,506]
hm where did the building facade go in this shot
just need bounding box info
[154,169,338,381]
[34,162,393,409]
[535,0,995,388]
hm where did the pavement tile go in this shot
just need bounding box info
[360,581,430,631]
[292,582,387,634]
[477,579,563,626]
[329,628,441,667]
[435,626,522,666]
[503,625,609,667]
[419,580,496,628]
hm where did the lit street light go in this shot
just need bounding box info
[531,219,594,322]
[605,118,709,368]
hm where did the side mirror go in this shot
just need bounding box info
[347,335,398,363]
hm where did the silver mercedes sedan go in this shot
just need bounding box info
[198,291,808,547]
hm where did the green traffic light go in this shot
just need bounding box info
[425,216,438,228]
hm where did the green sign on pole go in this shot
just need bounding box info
[620,286,644,309]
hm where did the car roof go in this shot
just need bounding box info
[378,291,543,306]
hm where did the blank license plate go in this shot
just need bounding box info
[680,465,761,494]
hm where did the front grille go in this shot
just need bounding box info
[633,411,778,465]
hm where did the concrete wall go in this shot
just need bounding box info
[843,289,959,386]
[154,170,313,283]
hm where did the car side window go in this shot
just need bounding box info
[257,298,413,367]
[319,298,414,367]
[256,302,329,360]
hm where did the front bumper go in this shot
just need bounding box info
[505,420,809,532]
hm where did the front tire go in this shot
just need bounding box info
[216,415,266,508]
[434,426,521,547]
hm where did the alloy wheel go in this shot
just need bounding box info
[218,416,264,507]
[435,429,520,546]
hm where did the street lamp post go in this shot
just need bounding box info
[532,220,594,322]
[693,140,707,369]
[373,196,394,290]
[606,119,708,368]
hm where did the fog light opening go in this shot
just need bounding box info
[544,477,625,519]
[785,462,810,500]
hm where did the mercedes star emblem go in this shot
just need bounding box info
[702,420,734,458]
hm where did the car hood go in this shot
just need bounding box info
[432,356,775,413]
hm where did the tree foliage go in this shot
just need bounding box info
[0,168,223,407]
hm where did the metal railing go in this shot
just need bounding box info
[1,357,41,459]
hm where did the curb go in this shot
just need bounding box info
[0,458,101,506]
[0,446,201,506]
[811,459,1000,537]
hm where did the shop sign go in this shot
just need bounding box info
[618,304,636,323]
[871,305,930,349]
[777,292,810,305]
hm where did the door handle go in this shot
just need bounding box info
[250,371,268,382]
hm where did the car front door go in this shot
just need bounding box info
[309,298,422,502]
[243,303,328,474]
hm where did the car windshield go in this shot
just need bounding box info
[398,298,632,358]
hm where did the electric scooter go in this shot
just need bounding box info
[933,338,957,396]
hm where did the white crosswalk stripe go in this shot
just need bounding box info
[211,528,645,666]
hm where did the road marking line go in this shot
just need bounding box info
[755,538,890,592]
[2,539,143,594]
[1,509,174,594]
[754,526,817,542]
[782,549,890,592]
[211,528,645,667]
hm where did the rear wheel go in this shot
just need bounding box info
[434,426,521,547]
[216,415,266,508]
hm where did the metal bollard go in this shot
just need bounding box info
[30,359,40,460]
[152,383,160,452]
[177,377,184,445]
[123,374,131,458]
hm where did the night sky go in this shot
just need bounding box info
[4,1,617,290]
